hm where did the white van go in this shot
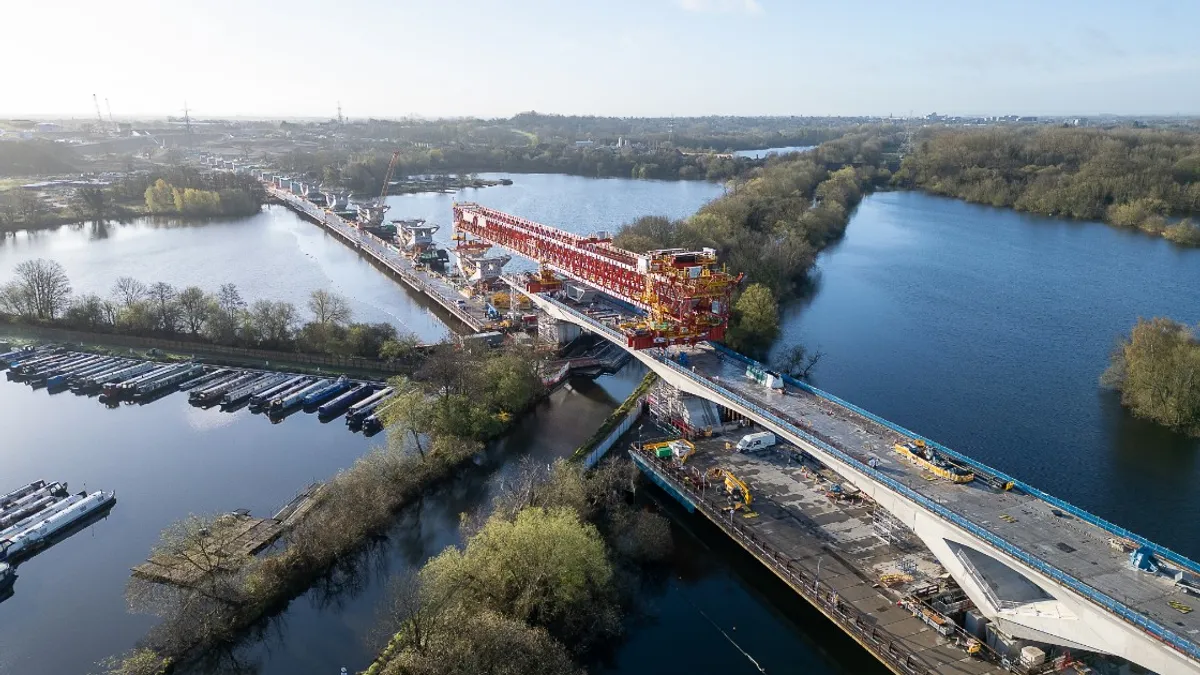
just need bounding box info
[736,431,776,452]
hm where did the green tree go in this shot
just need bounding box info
[420,507,617,646]
[726,283,779,357]
[1102,317,1200,436]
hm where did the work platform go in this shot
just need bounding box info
[634,438,1008,675]
[268,187,491,334]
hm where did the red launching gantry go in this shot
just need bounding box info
[452,203,741,349]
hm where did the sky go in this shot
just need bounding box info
[3,0,1198,119]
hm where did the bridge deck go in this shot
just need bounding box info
[268,187,492,333]
[669,437,1008,674]
[685,345,1200,657]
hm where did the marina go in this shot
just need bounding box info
[0,347,395,433]
[0,475,117,599]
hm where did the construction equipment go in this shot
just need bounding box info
[643,439,696,463]
[357,151,401,227]
[894,439,974,484]
[453,203,741,349]
[706,468,752,511]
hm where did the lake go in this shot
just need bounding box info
[773,191,1200,558]
[0,173,726,342]
[733,145,816,159]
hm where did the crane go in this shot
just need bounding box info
[453,203,740,348]
[377,150,401,208]
[105,98,115,129]
[92,94,104,128]
[356,151,402,228]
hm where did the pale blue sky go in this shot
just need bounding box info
[4,0,1197,118]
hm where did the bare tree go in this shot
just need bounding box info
[147,282,180,333]
[774,343,825,381]
[216,283,244,324]
[177,286,211,335]
[112,276,148,308]
[11,258,72,319]
[307,289,352,326]
[249,300,297,346]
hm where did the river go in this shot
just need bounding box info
[773,191,1200,558]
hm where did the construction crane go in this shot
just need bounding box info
[378,151,401,208]
[453,203,741,349]
[92,94,104,128]
[356,151,401,228]
[105,98,115,128]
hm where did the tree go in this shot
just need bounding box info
[11,258,72,319]
[147,281,179,333]
[381,609,581,675]
[774,343,824,381]
[381,377,433,457]
[420,507,617,646]
[727,283,779,357]
[1102,317,1200,436]
[308,289,352,326]
[112,276,148,308]
[249,300,298,346]
[71,186,111,221]
[144,179,176,214]
[216,283,245,325]
[177,286,211,335]
[64,293,111,330]
[14,190,47,225]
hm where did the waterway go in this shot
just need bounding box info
[733,145,816,159]
[773,191,1200,559]
[0,173,725,342]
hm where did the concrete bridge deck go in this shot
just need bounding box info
[635,436,1009,675]
[268,187,491,333]
[520,289,1200,674]
[687,347,1200,651]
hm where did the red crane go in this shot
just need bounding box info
[452,203,740,349]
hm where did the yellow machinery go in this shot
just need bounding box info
[894,439,975,484]
[707,468,752,511]
[643,439,696,464]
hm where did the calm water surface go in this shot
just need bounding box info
[733,145,815,159]
[4,184,1196,674]
[774,191,1200,558]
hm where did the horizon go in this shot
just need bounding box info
[3,0,1197,120]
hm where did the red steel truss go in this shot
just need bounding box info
[453,203,740,349]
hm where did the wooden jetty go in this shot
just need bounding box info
[132,483,324,587]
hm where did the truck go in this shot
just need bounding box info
[735,431,776,453]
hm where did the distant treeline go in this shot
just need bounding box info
[0,140,80,175]
[895,126,1200,246]
[282,144,756,195]
[1,167,265,232]
[615,127,904,356]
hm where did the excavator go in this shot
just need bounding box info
[707,467,753,513]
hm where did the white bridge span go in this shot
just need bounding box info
[516,283,1200,675]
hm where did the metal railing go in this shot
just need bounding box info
[269,188,482,331]
[543,296,1200,665]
